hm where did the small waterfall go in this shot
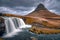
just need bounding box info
[5,20,10,34]
[18,18,26,26]
[16,18,26,28]
[2,17,32,38]
[5,18,17,33]
[16,18,32,28]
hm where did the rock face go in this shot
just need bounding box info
[0,13,3,16]
[0,17,5,37]
[34,4,47,11]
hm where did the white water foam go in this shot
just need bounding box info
[2,17,32,38]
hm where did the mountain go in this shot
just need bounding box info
[25,4,60,34]
[26,4,60,18]
[34,4,47,11]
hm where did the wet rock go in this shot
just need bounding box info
[0,17,5,37]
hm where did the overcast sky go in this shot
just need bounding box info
[0,0,60,15]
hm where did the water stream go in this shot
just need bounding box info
[2,17,32,38]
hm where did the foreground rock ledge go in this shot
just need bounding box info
[0,17,5,37]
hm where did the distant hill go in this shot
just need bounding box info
[26,4,60,18]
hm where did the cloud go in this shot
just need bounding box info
[43,0,60,15]
[0,0,60,15]
[0,0,39,15]
[0,0,40,7]
[0,6,35,15]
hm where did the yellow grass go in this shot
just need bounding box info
[29,26,60,34]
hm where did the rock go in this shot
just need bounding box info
[30,37,38,40]
[0,17,5,37]
[34,4,47,11]
[29,26,60,34]
[0,13,3,16]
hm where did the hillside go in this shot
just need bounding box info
[26,4,60,18]
[26,4,60,34]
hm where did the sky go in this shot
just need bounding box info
[0,0,60,15]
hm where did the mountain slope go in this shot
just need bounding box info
[26,4,60,18]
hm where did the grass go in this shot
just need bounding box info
[29,26,60,34]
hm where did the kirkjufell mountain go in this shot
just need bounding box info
[26,4,60,18]
[34,4,47,11]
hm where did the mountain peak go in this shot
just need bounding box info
[26,3,60,18]
[35,4,47,11]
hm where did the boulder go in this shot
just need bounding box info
[0,17,5,37]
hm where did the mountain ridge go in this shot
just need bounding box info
[26,4,60,18]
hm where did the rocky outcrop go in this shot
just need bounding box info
[29,26,60,34]
[0,17,5,37]
[34,4,47,11]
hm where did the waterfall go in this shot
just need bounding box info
[5,18,17,33]
[17,18,26,26]
[16,18,32,28]
[2,17,32,38]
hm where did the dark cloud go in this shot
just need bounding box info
[0,0,60,15]
[0,0,40,7]
[0,0,39,15]
[44,0,60,15]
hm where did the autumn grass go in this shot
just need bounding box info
[29,26,60,34]
[41,20,60,29]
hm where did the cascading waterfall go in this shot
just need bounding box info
[17,18,26,26]
[5,18,17,33]
[16,18,32,28]
[5,20,9,34]
[2,17,32,38]
[2,17,21,38]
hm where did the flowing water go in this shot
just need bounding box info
[5,18,17,33]
[16,18,31,28]
[2,17,31,38]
